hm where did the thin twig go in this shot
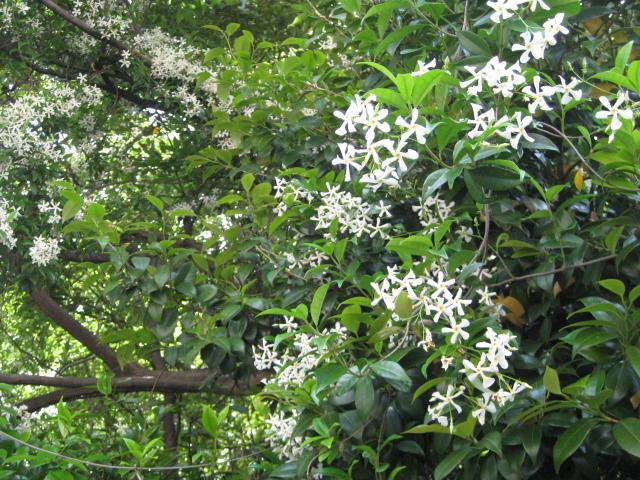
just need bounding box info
[488,254,616,288]
[536,121,638,193]
[0,429,265,472]
[470,203,491,264]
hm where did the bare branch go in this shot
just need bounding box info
[488,254,616,288]
[30,288,126,373]
[37,0,152,66]
[19,370,269,412]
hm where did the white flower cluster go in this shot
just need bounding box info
[132,28,219,115]
[264,410,304,458]
[283,249,329,271]
[412,194,455,231]
[38,199,62,225]
[273,177,315,216]
[28,236,61,267]
[311,185,385,240]
[0,76,102,162]
[487,0,550,23]
[511,15,568,63]
[253,316,347,386]
[333,95,435,190]
[0,198,19,249]
[370,264,529,426]
[2,405,33,434]
[595,91,634,142]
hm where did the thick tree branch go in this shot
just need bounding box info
[37,0,152,66]
[30,288,126,373]
[18,370,269,412]
[60,238,201,263]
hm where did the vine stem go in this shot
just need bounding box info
[488,254,616,288]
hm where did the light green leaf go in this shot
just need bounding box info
[543,366,562,395]
[598,279,625,298]
[202,406,218,437]
[241,173,255,192]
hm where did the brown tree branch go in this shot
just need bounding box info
[30,288,127,373]
[37,0,152,66]
[19,370,269,412]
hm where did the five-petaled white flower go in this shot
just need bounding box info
[487,0,520,23]
[512,31,546,64]
[396,108,428,144]
[522,75,555,114]
[595,92,633,133]
[411,58,436,77]
[381,140,418,172]
[442,317,471,344]
[357,103,391,142]
[555,76,582,105]
[430,384,465,413]
[461,354,499,389]
[503,111,534,149]
[332,143,362,181]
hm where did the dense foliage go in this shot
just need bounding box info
[0,0,639,478]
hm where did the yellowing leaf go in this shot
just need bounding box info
[553,281,562,298]
[583,17,604,37]
[495,295,525,327]
[574,168,584,191]
[589,83,615,98]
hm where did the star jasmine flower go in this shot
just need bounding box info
[442,318,471,344]
[332,143,362,181]
[275,315,299,333]
[487,0,520,23]
[429,296,455,323]
[440,356,454,371]
[555,76,582,104]
[357,103,391,142]
[371,279,394,308]
[427,271,456,298]
[472,392,497,425]
[356,138,392,168]
[476,327,517,369]
[430,384,465,414]
[381,140,419,172]
[460,66,484,96]
[595,92,633,132]
[476,286,497,306]
[543,14,569,46]
[370,217,390,239]
[411,58,436,77]
[375,200,392,218]
[522,75,555,114]
[467,104,495,138]
[512,31,547,64]
[333,102,361,136]
[359,167,400,190]
[503,111,534,149]
[446,288,473,316]
[461,354,499,389]
[396,108,428,144]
